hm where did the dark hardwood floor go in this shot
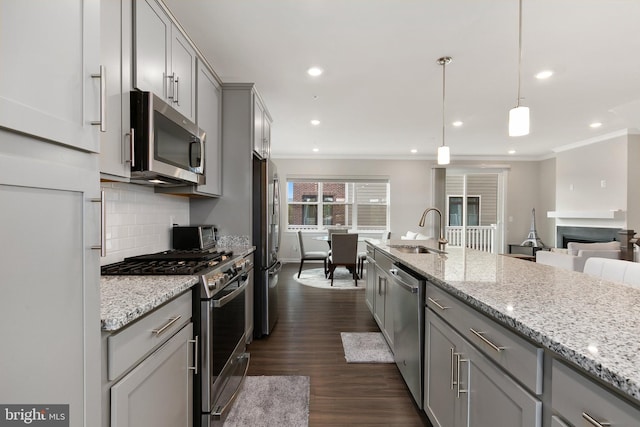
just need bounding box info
[247,263,431,426]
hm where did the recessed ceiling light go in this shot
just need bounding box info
[590,122,602,128]
[307,67,323,77]
[508,149,516,155]
[310,119,320,126]
[410,149,418,154]
[535,70,553,79]
[312,148,319,152]
[452,121,463,127]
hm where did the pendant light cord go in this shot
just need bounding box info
[516,0,523,107]
[442,59,446,148]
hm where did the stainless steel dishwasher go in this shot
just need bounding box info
[389,263,425,409]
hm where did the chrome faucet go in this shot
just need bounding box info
[418,207,448,251]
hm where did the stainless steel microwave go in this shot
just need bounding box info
[130,91,206,186]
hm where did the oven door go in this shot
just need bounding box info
[200,271,251,423]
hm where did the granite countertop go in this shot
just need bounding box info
[101,275,198,331]
[100,245,255,332]
[369,238,640,404]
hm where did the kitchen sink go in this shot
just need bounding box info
[388,244,446,255]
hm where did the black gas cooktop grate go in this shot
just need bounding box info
[101,249,234,276]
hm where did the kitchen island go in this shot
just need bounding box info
[368,239,640,426]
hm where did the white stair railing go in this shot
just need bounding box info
[446,225,496,253]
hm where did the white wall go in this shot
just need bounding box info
[538,157,557,246]
[556,136,627,211]
[100,182,190,265]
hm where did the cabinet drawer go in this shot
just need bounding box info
[108,291,192,380]
[426,283,543,395]
[552,359,640,427]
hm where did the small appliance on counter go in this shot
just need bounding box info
[172,225,218,250]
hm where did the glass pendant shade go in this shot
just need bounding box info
[509,105,530,136]
[437,145,450,165]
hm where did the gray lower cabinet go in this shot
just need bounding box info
[104,291,195,427]
[552,358,640,427]
[550,415,569,427]
[0,131,101,425]
[365,245,376,312]
[425,311,541,427]
[111,323,193,427]
[373,250,394,347]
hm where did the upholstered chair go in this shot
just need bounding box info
[328,233,359,286]
[297,231,329,278]
[535,241,621,272]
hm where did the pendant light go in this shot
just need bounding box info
[509,0,529,136]
[437,56,452,165]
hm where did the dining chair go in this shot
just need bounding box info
[328,233,359,286]
[357,231,390,278]
[297,231,329,278]
[327,228,348,249]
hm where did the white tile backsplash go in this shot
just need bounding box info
[100,182,189,265]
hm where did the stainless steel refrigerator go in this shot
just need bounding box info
[252,155,281,337]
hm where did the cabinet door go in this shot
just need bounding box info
[111,323,194,427]
[424,311,464,427]
[0,0,100,152]
[171,30,196,122]
[365,257,375,312]
[253,95,264,157]
[0,132,101,426]
[373,265,386,329]
[465,340,541,427]
[263,116,271,158]
[100,0,131,179]
[196,61,222,196]
[134,0,170,98]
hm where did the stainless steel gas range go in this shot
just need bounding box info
[101,247,253,427]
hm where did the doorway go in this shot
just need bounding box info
[433,168,507,253]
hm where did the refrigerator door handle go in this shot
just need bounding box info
[267,260,282,276]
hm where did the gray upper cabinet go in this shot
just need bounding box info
[195,61,222,196]
[100,0,133,180]
[0,0,101,153]
[157,60,221,197]
[253,93,272,159]
[133,0,196,122]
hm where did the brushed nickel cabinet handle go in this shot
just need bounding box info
[469,328,505,352]
[582,412,611,427]
[455,352,468,398]
[152,316,182,336]
[173,76,180,105]
[188,335,198,374]
[91,65,106,132]
[166,73,175,99]
[428,297,450,311]
[90,190,106,257]
[450,347,455,390]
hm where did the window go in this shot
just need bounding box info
[287,179,389,231]
[448,196,480,226]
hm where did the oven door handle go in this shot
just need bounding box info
[212,278,249,308]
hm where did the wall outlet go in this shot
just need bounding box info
[601,180,607,188]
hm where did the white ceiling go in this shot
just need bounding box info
[164,0,640,160]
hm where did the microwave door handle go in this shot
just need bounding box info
[189,138,203,170]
